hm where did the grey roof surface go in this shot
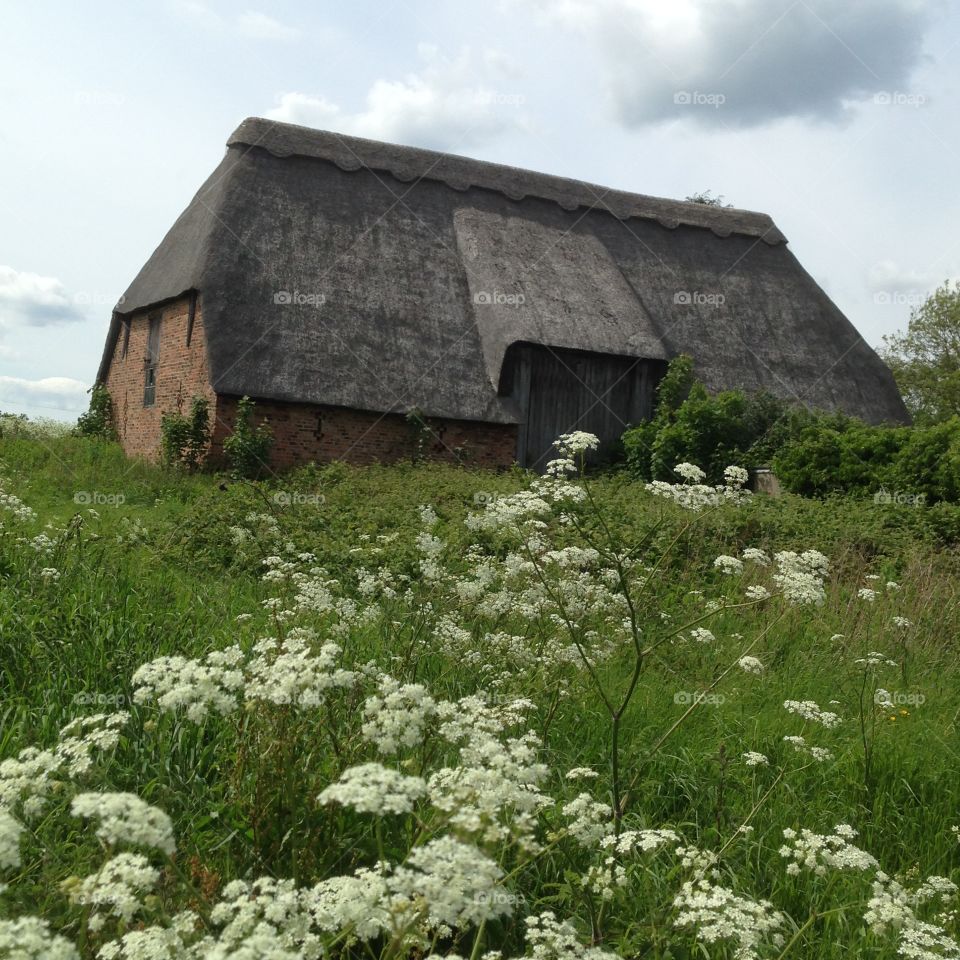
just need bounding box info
[98,118,908,426]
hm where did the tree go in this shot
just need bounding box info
[881,280,960,424]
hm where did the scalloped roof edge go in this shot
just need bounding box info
[227,117,787,245]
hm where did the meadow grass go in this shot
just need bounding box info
[1,433,960,958]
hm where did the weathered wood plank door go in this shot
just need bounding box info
[505,344,663,471]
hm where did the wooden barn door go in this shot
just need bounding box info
[509,344,662,471]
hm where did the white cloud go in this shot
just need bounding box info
[0,265,86,328]
[237,11,300,41]
[526,0,933,128]
[0,376,90,413]
[267,45,529,151]
[170,3,299,41]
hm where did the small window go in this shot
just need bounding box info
[120,319,131,359]
[143,314,161,406]
[186,292,197,347]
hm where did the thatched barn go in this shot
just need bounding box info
[97,117,908,471]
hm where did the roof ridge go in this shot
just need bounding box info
[227,117,786,245]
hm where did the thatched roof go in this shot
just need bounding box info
[98,117,908,426]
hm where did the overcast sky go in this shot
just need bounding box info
[1,0,957,421]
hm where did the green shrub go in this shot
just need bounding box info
[74,384,116,441]
[223,396,274,478]
[160,397,211,471]
[624,356,787,483]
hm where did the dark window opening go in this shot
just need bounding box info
[121,319,131,359]
[186,291,197,347]
[143,314,161,406]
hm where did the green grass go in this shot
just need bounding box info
[2,434,960,958]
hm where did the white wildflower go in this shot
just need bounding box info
[318,763,426,815]
[738,656,764,675]
[70,792,175,855]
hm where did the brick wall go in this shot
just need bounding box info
[102,295,518,470]
[211,396,518,472]
[103,294,215,462]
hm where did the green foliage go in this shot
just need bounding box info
[3,432,960,956]
[684,190,732,207]
[623,356,787,483]
[74,384,116,441]
[159,397,211,471]
[774,415,960,504]
[222,396,274,479]
[881,280,960,424]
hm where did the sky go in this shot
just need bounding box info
[1,0,958,421]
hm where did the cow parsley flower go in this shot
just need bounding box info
[68,852,159,924]
[318,763,427,815]
[70,792,175,855]
[782,735,833,762]
[362,676,437,754]
[779,824,878,876]
[0,917,78,959]
[391,837,513,930]
[738,656,764,675]
[773,550,829,605]
[525,910,623,960]
[742,548,770,566]
[673,878,786,959]
[714,555,744,575]
[555,432,600,457]
[742,751,769,766]
[562,793,613,845]
[565,767,599,781]
[783,700,841,727]
[0,807,24,869]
